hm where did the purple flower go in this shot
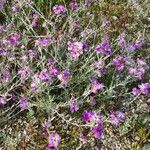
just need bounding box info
[31,13,40,28]
[138,83,150,96]
[0,1,5,9]
[128,67,145,80]
[58,70,71,86]
[48,133,61,150]
[90,78,104,94]
[0,96,6,105]
[36,37,53,47]
[112,56,125,71]
[68,41,85,60]
[1,70,10,82]
[69,101,79,113]
[39,69,49,82]
[18,67,31,80]
[53,5,66,15]
[117,33,126,48]
[92,123,103,139]
[132,87,141,96]
[92,60,106,77]
[136,58,146,66]
[110,111,125,127]
[47,58,55,66]
[31,82,39,93]
[19,96,29,110]
[128,38,144,51]
[69,0,79,10]
[95,41,112,56]
[82,110,94,122]
[8,33,21,45]
[49,66,59,77]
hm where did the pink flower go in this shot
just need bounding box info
[19,96,29,110]
[48,133,61,150]
[53,5,66,15]
[90,77,104,94]
[69,101,79,113]
[110,111,125,127]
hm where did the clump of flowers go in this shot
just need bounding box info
[69,0,79,11]
[0,96,6,105]
[68,41,87,60]
[58,70,71,87]
[82,110,104,138]
[110,111,126,127]
[47,133,61,150]
[19,96,29,110]
[35,37,54,47]
[112,56,126,71]
[95,40,112,56]
[69,101,79,113]
[90,77,104,94]
[92,59,106,77]
[53,5,66,15]
[128,38,144,52]
[117,32,126,48]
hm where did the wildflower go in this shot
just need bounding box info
[39,69,49,82]
[53,5,66,15]
[112,56,125,71]
[69,0,79,11]
[58,70,71,86]
[1,70,10,82]
[110,111,125,126]
[69,101,79,113]
[136,58,146,66]
[95,41,112,56]
[117,32,126,48]
[128,38,144,51]
[91,123,104,139]
[82,110,94,122]
[92,60,106,77]
[68,41,85,60]
[8,33,21,45]
[132,87,141,96]
[0,96,6,105]
[31,13,40,28]
[48,133,61,150]
[128,67,145,80]
[0,1,5,9]
[49,66,59,77]
[18,67,31,80]
[90,77,104,94]
[35,37,53,47]
[20,54,28,63]
[19,96,29,110]
[47,58,55,66]
[138,83,150,96]
[31,82,39,93]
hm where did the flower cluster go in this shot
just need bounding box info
[68,41,87,60]
[95,40,112,56]
[110,111,126,127]
[112,56,126,71]
[47,133,61,150]
[90,77,104,94]
[82,110,104,139]
[53,5,66,15]
[132,82,150,96]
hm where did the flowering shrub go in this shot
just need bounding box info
[0,0,149,149]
